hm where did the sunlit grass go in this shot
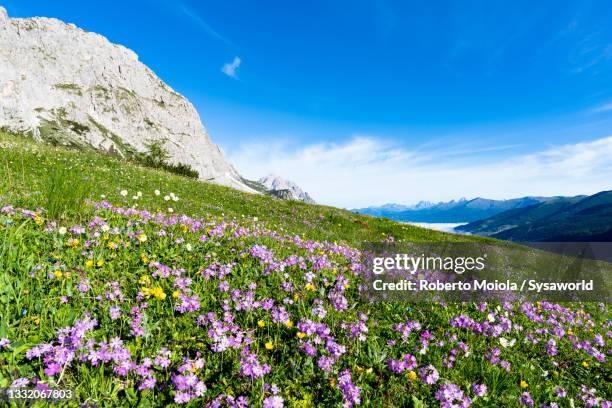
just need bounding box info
[0,131,609,407]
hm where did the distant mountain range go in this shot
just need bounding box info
[356,191,612,241]
[354,196,559,223]
[457,190,612,242]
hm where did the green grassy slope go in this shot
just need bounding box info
[0,130,609,407]
[0,130,475,245]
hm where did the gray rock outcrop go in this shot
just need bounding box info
[258,174,315,203]
[0,7,254,192]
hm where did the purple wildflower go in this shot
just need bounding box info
[263,396,284,408]
[519,392,534,406]
[11,378,29,387]
[419,364,440,385]
[435,383,472,407]
[337,369,361,407]
[472,383,487,397]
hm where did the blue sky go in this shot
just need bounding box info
[5,0,612,206]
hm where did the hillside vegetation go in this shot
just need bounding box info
[0,131,610,407]
[0,130,463,245]
[458,193,612,241]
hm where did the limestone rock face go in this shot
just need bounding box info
[258,174,315,203]
[0,7,254,192]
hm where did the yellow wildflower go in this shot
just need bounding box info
[265,342,273,350]
[139,275,151,286]
[582,361,589,368]
[53,270,63,279]
[305,283,315,291]
[150,286,166,300]
[65,239,79,248]
[285,320,294,329]
[366,368,373,374]
[142,286,165,300]
[172,290,181,298]
[520,381,528,389]
[137,233,147,243]
[257,320,265,328]
[407,370,417,381]
[85,259,94,268]
[296,332,306,339]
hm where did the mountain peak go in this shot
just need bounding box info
[258,175,315,203]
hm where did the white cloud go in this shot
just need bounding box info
[228,135,612,208]
[179,3,237,49]
[221,57,242,79]
[593,101,612,113]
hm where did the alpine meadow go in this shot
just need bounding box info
[0,129,610,407]
[1,2,612,407]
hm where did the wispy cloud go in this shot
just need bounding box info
[221,57,242,79]
[178,3,237,49]
[571,44,612,74]
[228,136,612,208]
[592,101,612,113]
[561,20,612,75]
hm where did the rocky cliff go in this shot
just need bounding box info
[258,174,315,203]
[0,7,254,192]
